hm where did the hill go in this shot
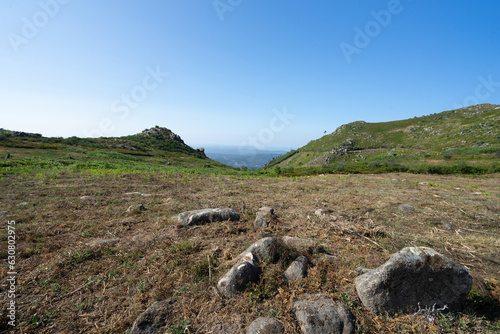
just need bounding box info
[0,126,233,173]
[265,104,500,173]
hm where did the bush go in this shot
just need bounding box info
[442,154,453,160]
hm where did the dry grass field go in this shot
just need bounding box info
[1,171,499,333]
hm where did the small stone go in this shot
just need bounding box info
[217,253,259,298]
[125,192,142,196]
[88,239,120,247]
[177,208,240,227]
[127,204,146,213]
[254,207,275,228]
[398,204,415,212]
[246,317,284,334]
[80,196,94,201]
[294,294,352,334]
[17,202,28,206]
[130,298,177,334]
[284,255,308,281]
[235,237,278,263]
[282,236,316,253]
[0,211,8,218]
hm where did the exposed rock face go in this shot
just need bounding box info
[246,317,284,334]
[254,207,275,228]
[217,253,259,298]
[130,298,177,334]
[176,208,240,226]
[284,255,308,281]
[138,126,185,144]
[293,294,354,334]
[355,247,472,314]
[196,148,206,157]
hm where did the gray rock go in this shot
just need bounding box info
[246,317,284,334]
[17,202,28,206]
[332,301,355,334]
[284,255,308,281]
[177,208,240,226]
[79,196,94,201]
[282,236,316,253]
[355,247,472,314]
[217,253,259,298]
[127,204,146,213]
[254,207,275,228]
[0,211,8,218]
[130,297,177,334]
[235,237,278,263]
[293,294,347,334]
[398,204,415,212]
[87,239,120,247]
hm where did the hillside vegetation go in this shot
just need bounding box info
[0,126,233,174]
[266,104,500,174]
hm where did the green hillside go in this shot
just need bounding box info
[0,126,233,174]
[265,104,500,173]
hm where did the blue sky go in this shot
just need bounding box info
[1,1,499,150]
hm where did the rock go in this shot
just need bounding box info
[355,267,372,275]
[127,204,146,213]
[217,253,259,298]
[333,301,355,334]
[17,202,28,206]
[0,211,8,218]
[254,207,275,228]
[294,294,353,334]
[246,317,284,334]
[79,195,94,201]
[314,209,333,217]
[235,237,278,263]
[87,239,120,247]
[398,204,415,212]
[130,297,177,334]
[5,153,10,159]
[355,247,472,314]
[177,208,240,227]
[282,236,316,253]
[284,255,308,281]
[125,192,142,196]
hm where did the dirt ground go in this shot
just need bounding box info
[0,171,499,333]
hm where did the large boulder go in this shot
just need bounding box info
[293,294,354,334]
[130,298,177,334]
[355,247,472,314]
[246,317,284,334]
[217,253,259,298]
[176,208,240,226]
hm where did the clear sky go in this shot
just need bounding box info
[1,1,499,150]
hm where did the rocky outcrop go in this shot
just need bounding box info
[355,247,472,314]
[235,237,278,264]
